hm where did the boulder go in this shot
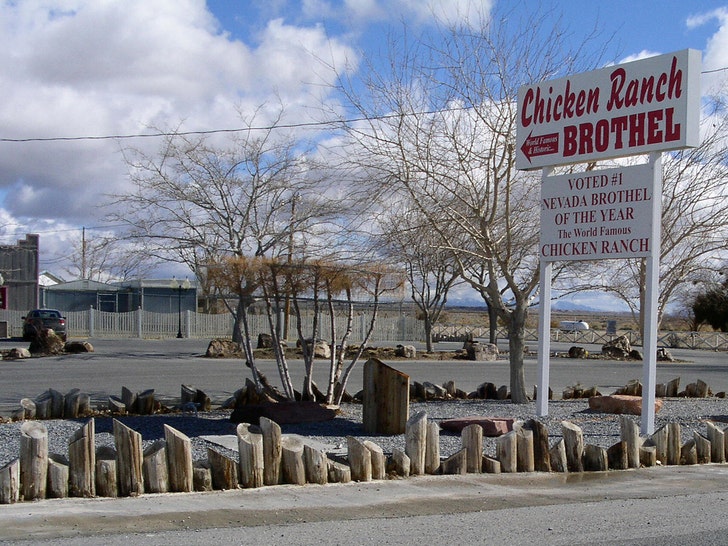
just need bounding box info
[28,329,64,355]
[394,344,416,358]
[64,341,94,353]
[439,416,514,436]
[257,333,272,349]
[601,335,631,358]
[588,394,663,416]
[206,338,243,358]
[8,347,31,359]
[463,340,499,361]
[656,348,675,362]
[567,346,588,358]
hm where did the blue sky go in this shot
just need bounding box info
[0,0,726,306]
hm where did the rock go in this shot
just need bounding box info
[64,341,94,353]
[205,338,243,358]
[439,416,514,436]
[588,394,663,416]
[657,348,674,362]
[628,349,643,360]
[463,341,499,361]
[568,346,588,358]
[394,345,416,358]
[28,329,64,355]
[257,333,272,349]
[601,335,631,358]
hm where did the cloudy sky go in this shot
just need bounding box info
[1,0,727,294]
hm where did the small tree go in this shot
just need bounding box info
[693,279,728,332]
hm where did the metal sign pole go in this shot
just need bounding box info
[641,152,663,435]
[537,166,554,417]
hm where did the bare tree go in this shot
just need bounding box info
[334,5,604,402]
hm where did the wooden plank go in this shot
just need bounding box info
[362,358,410,435]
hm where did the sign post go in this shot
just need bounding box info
[518,50,701,435]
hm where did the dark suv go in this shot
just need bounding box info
[22,309,67,342]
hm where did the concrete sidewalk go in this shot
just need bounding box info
[3,465,728,542]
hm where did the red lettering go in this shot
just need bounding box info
[628,112,646,147]
[564,125,577,156]
[647,110,662,144]
[521,88,534,127]
[664,107,680,141]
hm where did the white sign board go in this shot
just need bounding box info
[540,165,654,261]
[517,49,701,170]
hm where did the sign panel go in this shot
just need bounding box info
[540,164,654,261]
[517,49,701,170]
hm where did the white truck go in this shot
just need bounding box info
[559,320,590,332]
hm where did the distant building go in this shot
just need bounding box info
[0,234,39,310]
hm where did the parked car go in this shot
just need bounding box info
[22,309,67,342]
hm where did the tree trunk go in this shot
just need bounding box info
[507,305,529,403]
[424,316,433,353]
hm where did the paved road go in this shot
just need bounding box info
[1,466,728,544]
[1,338,726,415]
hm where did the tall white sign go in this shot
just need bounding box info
[517,49,701,170]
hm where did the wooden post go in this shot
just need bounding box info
[363,441,386,480]
[620,416,641,469]
[280,437,306,485]
[193,462,212,491]
[113,419,144,497]
[0,459,20,504]
[640,445,657,467]
[649,425,669,466]
[525,419,550,472]
[440,448,467,475]
[482,455,501,474]
[390,448,410,478]
[496,430,517,473]
[260,417,282,486]
[68,419,95,498]
[667,422,681,466]
[208,448,238,490]
[20,421,48,500]
[680,439,697,465]
[583,445,608,471]
[303,444,328,485]
[164,424,193,492]
[347,436,372,482]
[327,460,351,483]
[95,446,117,497]
[462,424,483,473]
[562,421,584,473]
[20,398,36,420]
[236,423,264,488]
[706,422,725,463]
[136,389,155,415]
[108,396,126,414]
[516,427,535,473]
[425,421,440,475]
[549,438,568,472]
[143,440,169,493]
[64,388,81,419]
[121,386,137,414]
[405,411,427,475]
[607,441,628,470]
[47,454,69,498]
[362,358,410,435]
[693,432,711,464]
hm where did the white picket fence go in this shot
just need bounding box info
[0,308,725,350]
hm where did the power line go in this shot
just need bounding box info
[0,65,725,144]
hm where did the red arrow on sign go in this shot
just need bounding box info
[520,131,560,163]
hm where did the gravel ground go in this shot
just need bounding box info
[2,397,728,469]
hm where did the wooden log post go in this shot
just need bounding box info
[649,425,669,466]
[260,417,282,486]
[208,448,238,490]
[680,439,697,465]
[137,389,155,415]
[327,460,351,483]
[34,391,52,420]
[390,448,410,478]
[280,437,306,485]
[516,427,535,473]
[0,459,20,504]
[482,456,501,474]
[620,415,641,469]
[496,430,517,473]
[583,445,608,471]
[20,421,48,500]
[640,445,657,467]
[95,446,118,498]
[462,424,483,474]
[693,432,711,464]
[561,421,584,473]
[525,419,550,472]
[143,440,169,494]
[20,398,36,420]
[68,419,95,498]
[64,388,81,419]
[405,411,427,475]
[440,448,467,475]
[667,422,681,466]
[236,423,264,488]
[49,388,64,418]
[164,424,193,492]
[303,444,328,485]
[607,441,628,470]
[425,421,440,475]
[193,462,212,491]
[47,454,69,499]
[363,441,386,481]
[706,422,726,463]
[121,386,138,414]
[108,396,126,414]
[362,358,410,435]
[113,419,144,497]
[182,384,211,412]
[549,438,568,472]
[666,377,680,397]
[347,436,372,482]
